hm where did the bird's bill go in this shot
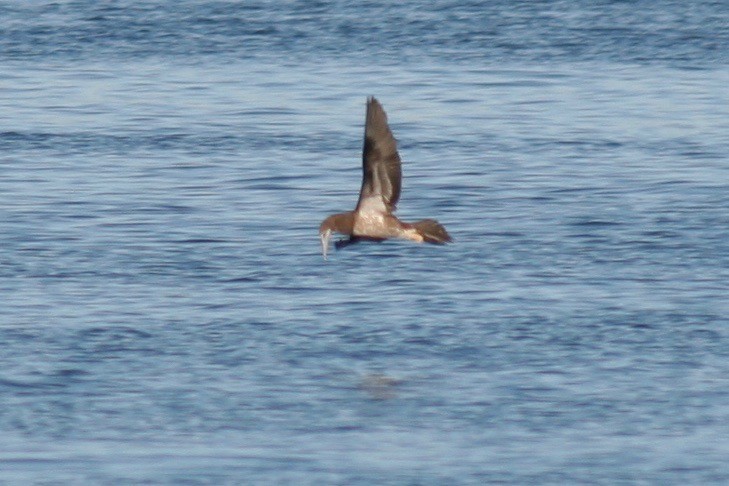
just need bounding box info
[320,230,331,260]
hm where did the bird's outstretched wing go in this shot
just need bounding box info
[356,97,402,213]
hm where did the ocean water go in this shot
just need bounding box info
[2,1,729,483]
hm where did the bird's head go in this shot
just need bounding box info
[319,212,354,260]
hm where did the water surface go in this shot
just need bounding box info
[1,1,729,483]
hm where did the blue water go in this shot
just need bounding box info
[2,1,729,483]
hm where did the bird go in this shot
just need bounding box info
[319,97,451,259]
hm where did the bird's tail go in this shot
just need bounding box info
[412,219,452,244]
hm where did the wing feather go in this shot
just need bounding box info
[356,97,402,213]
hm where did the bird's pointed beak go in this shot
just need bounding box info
[320,230,331,260]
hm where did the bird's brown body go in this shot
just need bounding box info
[319,97,451,259]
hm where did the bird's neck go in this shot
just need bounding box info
[320,211,355,235]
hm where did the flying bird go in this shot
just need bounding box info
[319,97,451,259]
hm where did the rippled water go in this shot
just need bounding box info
[2,1,729,483]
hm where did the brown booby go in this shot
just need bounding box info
[319,97,452,259]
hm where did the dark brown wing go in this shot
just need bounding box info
[355,97,402,213]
